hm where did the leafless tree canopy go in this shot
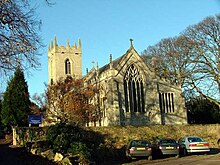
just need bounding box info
[0,0,43,76]
[182,15,220,104]
[142,14,220,105]
[142,36,193,86]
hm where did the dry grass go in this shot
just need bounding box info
[87,124,220,149]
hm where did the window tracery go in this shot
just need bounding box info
[124,64,145,113]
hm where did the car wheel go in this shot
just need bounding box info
[148,155,153,160]
[183,148,188,156]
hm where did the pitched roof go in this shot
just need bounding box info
[98,45,137,74]
[85,42,143,79]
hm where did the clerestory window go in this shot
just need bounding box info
[124,64,145,113]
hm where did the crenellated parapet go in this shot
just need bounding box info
[48,36,82,54]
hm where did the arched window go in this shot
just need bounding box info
[124,64,145,113]
[65,59,71,74]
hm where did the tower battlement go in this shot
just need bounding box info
[48,36,81,54]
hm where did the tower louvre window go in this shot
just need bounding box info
[65,59,71,74]
[124,64,145,113]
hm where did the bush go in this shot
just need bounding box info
[68,142,91,161]
[53,133,69,153]
[47,123,83,154]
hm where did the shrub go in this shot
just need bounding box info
[53,133,69,153]
[68,141,91,161]
[47,123,82,153]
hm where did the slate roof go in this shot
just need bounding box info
[85,44,142,79]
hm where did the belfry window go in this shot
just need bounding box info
[124,64,145,113]
[65,59,71,74]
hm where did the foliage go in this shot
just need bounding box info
[186,97,220,124]
[46,123,109,163]
[0,0,43,76]
[47,123,82,153]
[46,76,100,125]
[1,67,31,128]
[68,142,91,161]
[141,14,220,106]
[14,127,48,146]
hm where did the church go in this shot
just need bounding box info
[48,37,187,126]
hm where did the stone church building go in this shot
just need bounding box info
[48,37,187,126]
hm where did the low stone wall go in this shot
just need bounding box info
[12,124,220,147]
[12,126,48,146]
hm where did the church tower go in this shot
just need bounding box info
[48,36,82,84]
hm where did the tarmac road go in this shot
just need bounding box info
[123,149,220,165]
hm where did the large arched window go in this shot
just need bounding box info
[65,59,71,74]
[124,64,145,113]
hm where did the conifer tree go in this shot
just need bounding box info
[1,66,31,128]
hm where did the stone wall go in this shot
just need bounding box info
[12,127,48,146]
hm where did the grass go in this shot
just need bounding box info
[86,124,220,149]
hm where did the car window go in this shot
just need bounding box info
[130,141,137,147]
[131,140,149,147]
[160,139,176,145]
[188,137,204,143]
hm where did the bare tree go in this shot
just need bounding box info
[182,14,220,105]
[0,0,43,77]
[31,91,47,115]
[142,14,220,106]
[142,36,192,86]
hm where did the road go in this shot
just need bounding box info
[123,149,220,165]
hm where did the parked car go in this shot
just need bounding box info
[152,138,180,158]
[178,136,210,156]
[126,140,153,161]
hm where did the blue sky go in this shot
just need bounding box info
[19,0,220,96]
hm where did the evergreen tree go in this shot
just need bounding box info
[1,67,31,128]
